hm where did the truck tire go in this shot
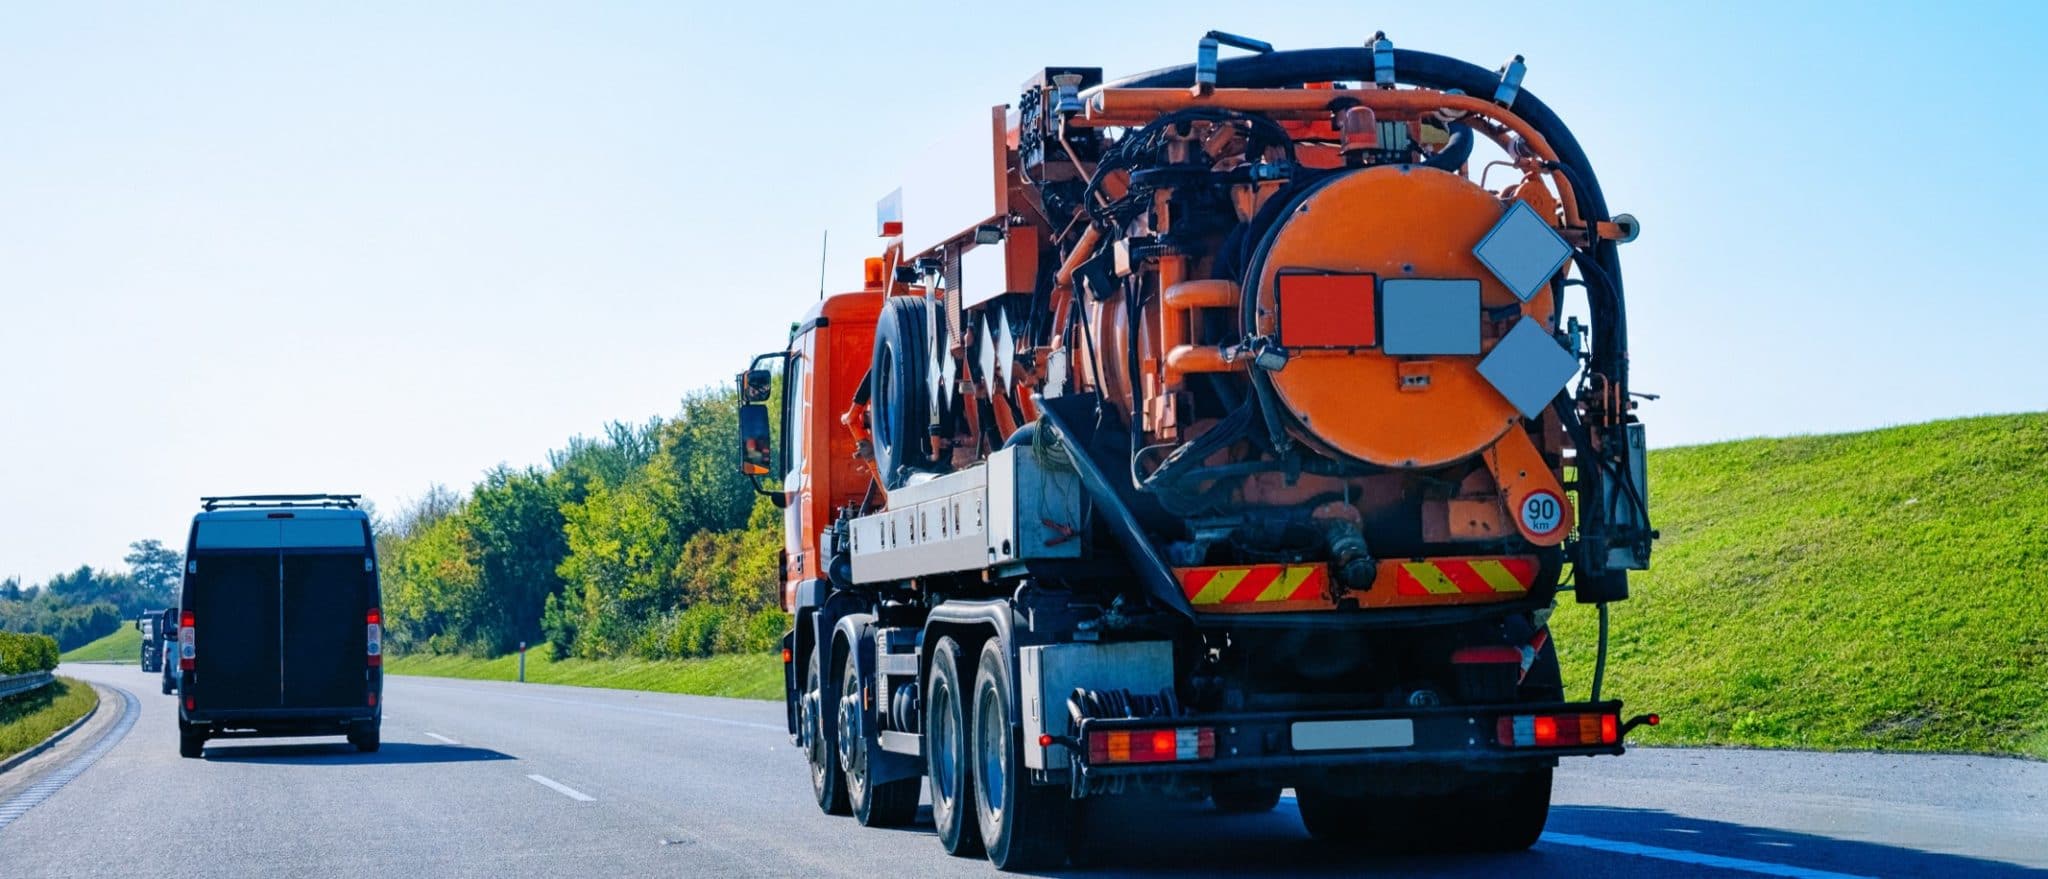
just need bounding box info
[841,649,918,827]
[970,638,1070,871]
[1211,783,1283,813]
[805,649,850,815]
[349,723,381,754]
[178,724,205,759]
[926,637,984,857]
[869,296,935,490]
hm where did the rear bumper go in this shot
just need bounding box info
[1070,699,1625,782]
[183,706,378,734]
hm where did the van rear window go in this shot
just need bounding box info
[194,518,367,550]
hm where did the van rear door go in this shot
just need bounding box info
[189,514,374,711]
[281,547,371,708]
[188,550,284,710]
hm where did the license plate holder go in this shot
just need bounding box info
[1291,719,1416,751]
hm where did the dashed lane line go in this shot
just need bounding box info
[526,774,595,802]
[423,731,460,745]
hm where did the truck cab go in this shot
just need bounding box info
[174,494,383,758]
[136,613,163,673]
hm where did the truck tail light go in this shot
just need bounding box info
[178,609,196,671]
[1085,727,1215,764]
[1496,712,1619,748]
[366,608,382,667]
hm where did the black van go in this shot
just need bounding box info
[175,494,383,758]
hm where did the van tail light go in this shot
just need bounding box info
[1085,727,1215,764]
[366,608,382,667]
[1496,711,1620,748]
[178,609,196,671]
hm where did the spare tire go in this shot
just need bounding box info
[870,296,936,490]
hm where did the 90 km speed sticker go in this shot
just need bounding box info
[1520,490,1566,536]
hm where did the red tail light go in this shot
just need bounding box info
[1496,712,1621,748]
[366,608,382,667]
[178,609,196,671]
[1085,727,1216,764]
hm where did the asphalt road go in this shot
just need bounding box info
[2,663,2043,878]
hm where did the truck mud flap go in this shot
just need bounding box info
[1033,394,1194,618]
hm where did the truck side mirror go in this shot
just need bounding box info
[739,368,774,404]
[739,403,774,477]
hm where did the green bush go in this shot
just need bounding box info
[0,630,61,675]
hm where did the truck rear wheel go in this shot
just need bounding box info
[970,638,1069,871]
[841,649,918,826]
[927,637,984,857]
[805,649,850,815]
[1298,767,1551,852]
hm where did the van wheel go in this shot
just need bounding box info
[349,723,381,753]
[805,649,849,815]
[841,648,918,826]
[179,725,205,759]
[926,637,983,857]
[970,637,1069,871]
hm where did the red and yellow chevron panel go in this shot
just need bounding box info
[1363,556,1538,608]
[1176,564,1332,613]
[1176,556,1542,613]
[1392,557,1537,596]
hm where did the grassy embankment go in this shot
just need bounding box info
[385,646,780,700]
[59,626,143,664]
[1552,412,2048,758]
[0,678,100,762]
[392,413,2047,758]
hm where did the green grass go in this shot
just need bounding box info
[385,645,782,700]
[60,626,143,663]
[381,413,2047,757]
[1551,412,2048,759]
[0,677,100,762]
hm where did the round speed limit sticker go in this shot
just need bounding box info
[1520,490,1566,536]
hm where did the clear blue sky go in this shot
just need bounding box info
[3,1,2043,582]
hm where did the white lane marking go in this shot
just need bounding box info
[423,731,459,745]
[526,774,595,802]
[0,686,138,832]
[1539,832,1876,879]
[1274,795,1870,879]
[400,682,782,731]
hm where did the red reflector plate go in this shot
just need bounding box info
[1278,273,1377,349]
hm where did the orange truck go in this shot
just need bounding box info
[736,33,1655,869]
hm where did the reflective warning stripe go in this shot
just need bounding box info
[1179,565,1327,606]
[1394,558,1536,596]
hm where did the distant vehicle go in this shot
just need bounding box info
[136,612,164,672]
[160,607,181,695]
[175,494,383,759]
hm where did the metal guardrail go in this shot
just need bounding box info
[0,670,55,700]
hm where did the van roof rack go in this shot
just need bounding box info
[200,494,362,511]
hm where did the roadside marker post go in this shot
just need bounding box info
[518,642,526,683]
